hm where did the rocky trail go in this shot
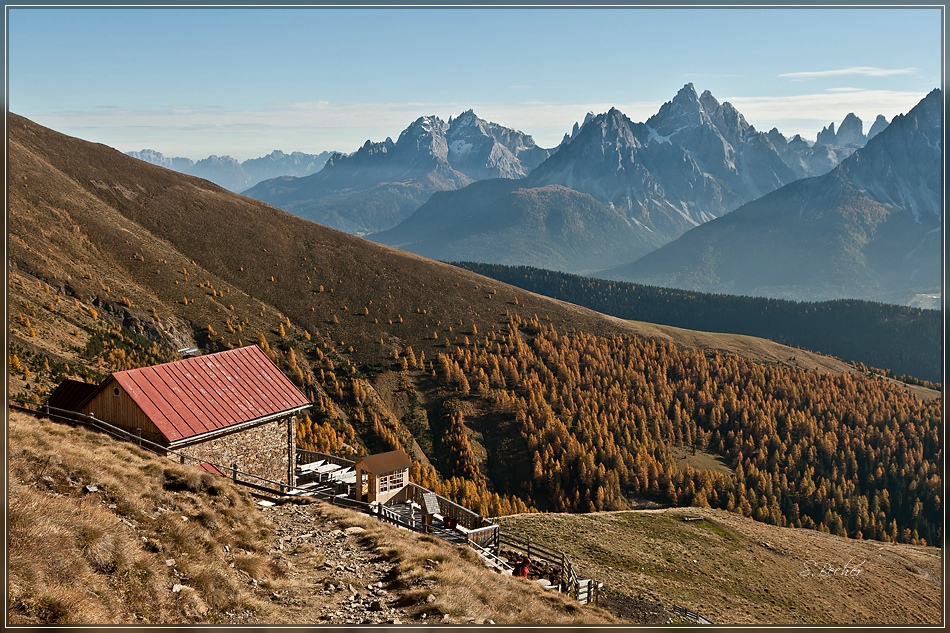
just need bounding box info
[236,499,415,625]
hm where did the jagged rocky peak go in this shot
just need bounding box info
[395,116,450,160]
[835,113,865,147]
[707,97,754,146]
[570,112,597,137]
[814,112,888,148]
[787,134,810,151]
[402,115,448,138]
[586,108,645,149]
[699,88,719,110]
[648,83,707,136]
[867,114,889,140]
[816,122,837,145]
[450,108,480,127]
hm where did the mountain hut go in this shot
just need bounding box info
[43,345,311,491]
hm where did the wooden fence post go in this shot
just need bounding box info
[561,552,567,594]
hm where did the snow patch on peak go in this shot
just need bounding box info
[646,126,672,145]
[449,139,474,156]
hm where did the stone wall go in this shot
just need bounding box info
[176,417,294,489]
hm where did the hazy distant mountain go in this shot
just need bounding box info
[765,112,889,179]
[126,149,197,173]
[242,150,335,186]
[126,149,333,192]
[374,84,869,273]
[371,179,663,274]
[601,89,940,305]
[816,111,890,149]
[242,111,552,235]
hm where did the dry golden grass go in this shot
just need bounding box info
[7,411,280,624]
[7,411,617,625]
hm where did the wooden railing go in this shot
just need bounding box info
[499,532,601,605]
[466,523,501,550]
[467,537,514,574]
[390,482,493,531]
[499,533,563,563]
[296,448,355,468]
[672,604,713,624]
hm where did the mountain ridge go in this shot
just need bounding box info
[370,84,887,273]
[242,110,551,235]
[127,148,334,192]
[601,89,942,305]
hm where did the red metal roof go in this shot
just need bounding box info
[111,345,310,444]
[196,461,226,477]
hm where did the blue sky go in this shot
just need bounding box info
[6,6,944,160]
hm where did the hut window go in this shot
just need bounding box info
[378,470,406,493]
[113,387,120,397]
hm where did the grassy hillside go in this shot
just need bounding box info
[499,508,942,625]
[7,411,615,625]
[6,113,941,547]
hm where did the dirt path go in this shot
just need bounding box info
[227,499,414,625]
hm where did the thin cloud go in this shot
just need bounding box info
[24,89,929,159]
[779,66,918,79]
[724,88,927,138]
[29,100,663,157]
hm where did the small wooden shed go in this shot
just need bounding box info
[44,378,100,416]
[50,345,310,489]
[355,449,412,504]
